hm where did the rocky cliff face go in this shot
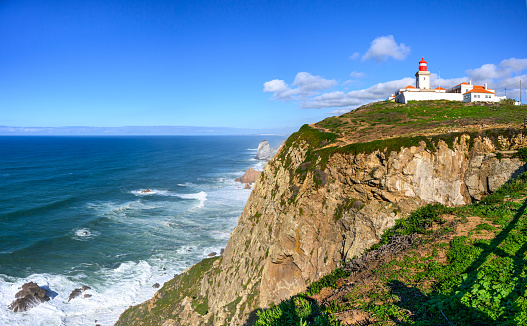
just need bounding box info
[116,127,527,326]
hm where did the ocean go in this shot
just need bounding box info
[0,135,284,325]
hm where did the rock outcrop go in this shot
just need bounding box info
[255,140,285,161]
[9,282,51,312]
[255,140,274,161]
[117,127,527,326]
[68,285,91,302]
[235,167,261,184]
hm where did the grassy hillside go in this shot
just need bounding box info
[315,100,525,145]
[254,169,527,325]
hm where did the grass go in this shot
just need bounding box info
[316,100,527,145]
[254,172,527,326]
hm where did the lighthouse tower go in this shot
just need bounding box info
[415,58,431,89]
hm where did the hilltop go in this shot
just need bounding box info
[315,100,523,145]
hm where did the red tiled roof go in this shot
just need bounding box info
[464,88,494,95]
[404,85,416,89]
[435,87,446,90]
[456,82,470,86]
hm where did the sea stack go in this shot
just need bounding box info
[254,140,274,161]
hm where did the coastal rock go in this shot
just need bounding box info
[254,140,286,161]
[153,283,160,289]
[235,167,261,184]
[68,289,83,302]
[9,282,51,312]
[208,252,217,257]
[244,183,252,189]
[68,285,91,301]
[255,140,274,161]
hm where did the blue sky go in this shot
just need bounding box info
[1,0,526,134]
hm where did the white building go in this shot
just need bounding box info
[392,58,505,104]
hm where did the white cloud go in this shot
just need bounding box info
[500,58,527,73]
[429,73,468,89]
[349,52,360,60]
[362,35,410,62]
[263,72,336,101]
[467,64,501,82]
[466,57,527,85]
[263,79,296,100]
[302,77,414,109]
[349,71,365,78]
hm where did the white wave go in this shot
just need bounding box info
[131,189,171,196]
[86,201,158,218]
[0,258,185,326]
[174,191,208,208]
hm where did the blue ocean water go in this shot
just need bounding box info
[0,135,283,325]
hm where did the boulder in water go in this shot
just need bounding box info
[68,285,91,302]
[9,282,51,312]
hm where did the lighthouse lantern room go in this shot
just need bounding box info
[415,57,431,89]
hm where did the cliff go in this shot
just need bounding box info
[116,100,527,326]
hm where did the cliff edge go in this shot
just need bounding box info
[116,100,527,326]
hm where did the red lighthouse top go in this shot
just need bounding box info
[419,57,428,71]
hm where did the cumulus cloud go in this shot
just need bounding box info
[429,73,468,89]
[349,71,365,78]
[302,77,414,109]
[362,35,410,62]
[263,72,336,101]
[500,58,527,73]
[349,52,360,60]
[467,58,527,85]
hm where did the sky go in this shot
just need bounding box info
[1,0,526,134]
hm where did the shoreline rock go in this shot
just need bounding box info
[9,282,51,312]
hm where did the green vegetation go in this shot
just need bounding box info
[255,295,340,326]
[513,147,527,161]
[116,256,220,325]
[317,100,526,144]
[255,172,527,325]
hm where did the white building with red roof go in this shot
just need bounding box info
[392,58,505,104]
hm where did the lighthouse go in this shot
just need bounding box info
[415,58,431,89]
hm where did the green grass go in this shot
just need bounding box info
[254,295,340,326]
[316,100,527,144]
